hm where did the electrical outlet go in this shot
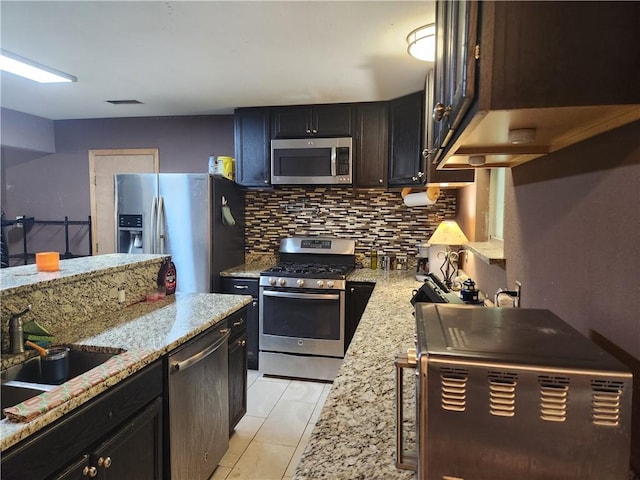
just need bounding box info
[118,289,126,303]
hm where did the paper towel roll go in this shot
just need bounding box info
[403,191,438,207]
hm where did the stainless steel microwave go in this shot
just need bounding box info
[271,137,352,185]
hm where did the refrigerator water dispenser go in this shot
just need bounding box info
[118,214,144,254]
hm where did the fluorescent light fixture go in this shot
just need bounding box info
[0,49,77,83]
[406,24,436,62]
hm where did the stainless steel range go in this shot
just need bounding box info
[259,237,355,381]
[396,304,633,479]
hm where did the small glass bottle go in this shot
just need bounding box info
[370,246,378,270]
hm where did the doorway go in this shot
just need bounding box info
[88,149,159,255]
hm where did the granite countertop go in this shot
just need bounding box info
[293,269,419,479]
[221,263,420,479]
[1,292,252,451]
[0,254,166,294]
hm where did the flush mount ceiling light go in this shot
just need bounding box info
[0,49,77,83]
[406,24,436,62]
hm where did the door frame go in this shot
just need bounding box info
[88,148,159,255]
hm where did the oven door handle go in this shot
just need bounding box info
[263,290,340,301]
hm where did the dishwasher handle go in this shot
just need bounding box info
[171,328,230,373]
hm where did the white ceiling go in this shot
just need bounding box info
[0,1,434,121]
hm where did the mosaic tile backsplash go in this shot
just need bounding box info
[244,187,456,260]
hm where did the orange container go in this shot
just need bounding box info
[36,252,60,272]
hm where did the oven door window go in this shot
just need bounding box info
[273,148,332,177]
[262,289,341,340]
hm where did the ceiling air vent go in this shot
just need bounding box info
[488,371,518,418]
[591,379,623,427]
[440,366,468,412]
[538,375,569,422]
[106,99,143,105]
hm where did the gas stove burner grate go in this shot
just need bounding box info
[262,262,353,278]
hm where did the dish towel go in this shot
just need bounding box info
[3,348,153,423]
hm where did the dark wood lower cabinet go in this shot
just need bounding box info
[220,276,259,370]
[227,307,248,435]
[55,398,163,480]
[1,362,163,480]
[228,331,247,434]
[345,282,375,353]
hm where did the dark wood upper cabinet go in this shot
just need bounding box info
[234,108,271,188]
[425,70,474,186]
[433,0,640,170]
[271,104,353,138]
[354,103,388,188]
[432,0,478,156]
[388,91,425,187]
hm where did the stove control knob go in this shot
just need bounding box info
[269,277,276,286]
[297,279,305,287]
[327,281,334,289]
[316,280,325,288]
[278,278,287,287]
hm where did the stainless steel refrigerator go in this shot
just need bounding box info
[115,174,244,293]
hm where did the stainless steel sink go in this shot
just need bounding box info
[1,349,116,385]
[1,384,49,420]
[1,349,118,419]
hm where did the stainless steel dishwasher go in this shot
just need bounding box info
[167,322,229,480]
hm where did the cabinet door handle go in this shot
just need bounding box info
[98,456,112,469]
[233,285,249,290]
[233,318,245,327]
[83,466,98,477]
[432,102,451,122]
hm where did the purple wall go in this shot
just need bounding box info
[506,121,640,360]
[3,115,233,260]
[460,121,639,359]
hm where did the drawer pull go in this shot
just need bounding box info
[83,466,98,477]
[233,318,245,327]
[98,456,112,469]
[234,285,249,290]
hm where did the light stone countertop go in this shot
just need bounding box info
[221,264,421,479]
[0,254,166,294]
[1,292,252,451]
[293,269,419,479]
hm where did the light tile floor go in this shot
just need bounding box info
[210,370,331,480]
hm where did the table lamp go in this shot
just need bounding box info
[428,220,469,287]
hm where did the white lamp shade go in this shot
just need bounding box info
[429,220,469,246]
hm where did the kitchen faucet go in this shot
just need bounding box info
[8,304,31,354]
[494,281,521,308]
